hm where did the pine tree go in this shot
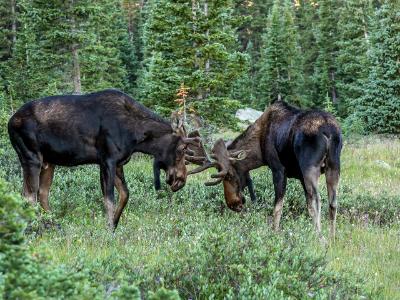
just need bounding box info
[294,0,319,106]
[336,0,372,118]
[258,0,303,108]
[139,0,247,112]
[6,0,130,101]
[138,0,190,109]
[312,0,341,108]
[0,0,17,62]
[233,0,273,106]
[355,1,400,134]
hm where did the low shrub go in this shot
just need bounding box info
[0,177,181,299]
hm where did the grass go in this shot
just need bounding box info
[327,222,400,298]
[2,135,400,299]
[341,135,400,196]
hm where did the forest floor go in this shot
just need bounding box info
[3,135,400,299]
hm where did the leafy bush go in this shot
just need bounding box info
[140,219,371,299]
[339,188,400,225]
[0,177,180,299]
[341,114,367,136]
[0,178,102,299]
[0,131,396,298]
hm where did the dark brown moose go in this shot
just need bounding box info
[153,129,210,190]
[191,101,342,239]
[8,89,200,229]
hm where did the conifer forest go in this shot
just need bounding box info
[0,1,399,299]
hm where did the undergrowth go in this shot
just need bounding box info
[0,135,399,299]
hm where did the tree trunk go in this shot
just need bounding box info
[72,45,81,94]
[11,0,17,48]
[192,0,199,69]
[204,1,210,74]
[204,1,210,98]
[330,71,337,103]
[70,0,81,94]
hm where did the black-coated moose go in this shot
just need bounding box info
[153,129,209,190]
[191,101,342,239]
[8,89,199,229]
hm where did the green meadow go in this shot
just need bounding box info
[1,135,399,299]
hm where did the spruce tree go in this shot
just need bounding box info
[258,0,303,108]
[0,0,17,62]
[193,0,247,99]
[121,0,146,95]
[6,0,130,101]
[233,0,273,105]
[294,0,319,106]
[355,1,400,133]
[336,0,372,118]
[139,0,191,109]
[312,0,341,108]
[139,0,246,112]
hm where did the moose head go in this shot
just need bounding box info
[155,116,201,192]
[188,138,247,211]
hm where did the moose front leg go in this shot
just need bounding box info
[153,160,161,191]
[245,172,257,202]
[100,161,117,228]
[272,168,287,231]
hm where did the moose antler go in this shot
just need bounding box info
[187,161,219,175]
[183,136,201,147]
[184,130,211,167]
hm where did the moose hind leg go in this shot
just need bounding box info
[38,164,55,211]
[326,168,339,240]
[22,163,41,206]
[113,166,129,229]
[100,161,117,228]
[272,169,287,231]
[302,166,322,235]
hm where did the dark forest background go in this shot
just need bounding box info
[0,0,399,133]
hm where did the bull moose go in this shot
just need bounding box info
[153,129,209,190]
[153,131,258,204]
[191,101,342,239]
[8,89,199,229]
[152,130,258,202]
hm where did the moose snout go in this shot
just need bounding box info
[171,178,185,192]
[227,202,244,212]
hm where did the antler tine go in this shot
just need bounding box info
[183,137,201,147]
[187,161,219,175]
[186,149,195,156]
[204,178,223,186]
[185,155,208,165]
[210,170,227,178]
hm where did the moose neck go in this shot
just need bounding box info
[227,121,264,173]
[133,120,176,158]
